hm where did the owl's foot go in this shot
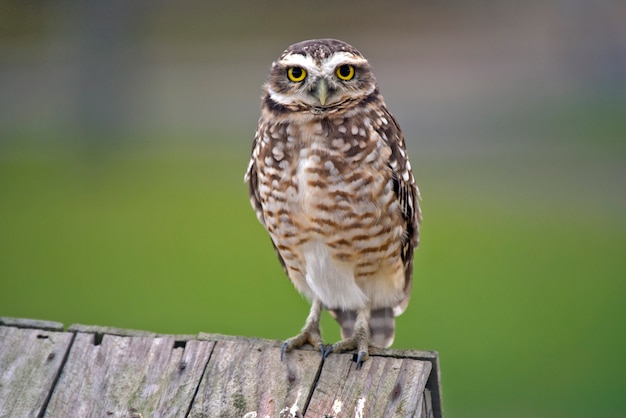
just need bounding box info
[325,306,371,369]
[325,333,370,369]
[281,298,325,361]
[281,326,325,360]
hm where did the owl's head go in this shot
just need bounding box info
[264,39,378,115]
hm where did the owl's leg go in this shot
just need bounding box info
[325,306,371,369]
[281,298,325,360]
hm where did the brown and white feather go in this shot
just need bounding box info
[245,39,421,349]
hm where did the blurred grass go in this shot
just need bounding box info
[0,136,624,418]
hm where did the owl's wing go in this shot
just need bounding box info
[383,108,422,317]
[244,156,264,225]
[245,136,289,273]
[328,107,422,348]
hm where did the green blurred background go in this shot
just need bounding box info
[1,1,625,417]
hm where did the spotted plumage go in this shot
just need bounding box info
[245,39,421,367]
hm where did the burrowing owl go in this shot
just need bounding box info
[245,39,421,367]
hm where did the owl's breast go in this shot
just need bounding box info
[294,139,405,309]
[296,149,382,228]
[293,119,393,229]
[256,118,406,309]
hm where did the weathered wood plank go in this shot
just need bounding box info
[0,326,73,418]
[1,320,443,417]
[67,323,158,338]
[189,337,322,418]
[44,332,214,417]
[305,353,432,418]
[0,316,65,332]
[423,388,434,418]
[67,323,199,344]
[375,349,443,418]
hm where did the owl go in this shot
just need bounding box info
[244,39,421,368]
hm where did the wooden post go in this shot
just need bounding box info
[0,317,443,417]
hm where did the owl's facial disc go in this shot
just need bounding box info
[268,51,374,111]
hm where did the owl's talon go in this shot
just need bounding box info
[281,311,324,361]
[280,342,290,361]
[319,344,327,357]
[355,350,369,369]
[328,315,371,368]
[322,345,333,359]
[281,334,323,360]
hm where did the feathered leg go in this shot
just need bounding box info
[281,298,325,360]
[326,306,371,368]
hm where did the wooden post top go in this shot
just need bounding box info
[0,317,443,418]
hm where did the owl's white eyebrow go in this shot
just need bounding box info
[279,54,320,75]
[322,52,368,73]
[279,52,367,75]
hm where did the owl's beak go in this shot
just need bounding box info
[315,78,329,106]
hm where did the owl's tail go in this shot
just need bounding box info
[329,307,395,348]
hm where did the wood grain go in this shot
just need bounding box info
[305,353,432,418]
[0,317,64,332]
[0,320,443,418]
[0,326,73,418]
[44,332,214,417]
[189,337,322,418]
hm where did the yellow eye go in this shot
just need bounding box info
[287,67,307,82]
[336,64,355,81]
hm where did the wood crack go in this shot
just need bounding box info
[301,351,327,416]
[184,339,217,418]
[37,332,76,418]
[0,318,442,418]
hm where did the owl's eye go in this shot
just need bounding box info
[335,64,355,81]
[287,67,307,82]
